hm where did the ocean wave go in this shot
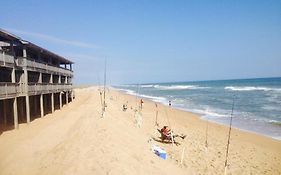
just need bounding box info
[154,85,209,90]
[262,105,281,111]
[140,84,155,88]
[175,106,231,119]
[118,89,167,103]
[117,84,137,88]
[225,86,281,92]
[269,120,281,126]
[193,109,230,118]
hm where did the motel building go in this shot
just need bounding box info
[0,29,74,132]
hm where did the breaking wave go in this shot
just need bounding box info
[154,85,209,90]
[140,84,155,88]
[225,86,281,92]
[119,89,167,103]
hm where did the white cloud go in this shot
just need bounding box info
[7,28,99,49]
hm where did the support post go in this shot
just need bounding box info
[66,91,69,105]
[59,92,62,109]
[25,95,30,123]
[13,98,18,129]
[51,93,54,112]
[40,94,44,117]
[23,46,30,123]
[71,91,74,101]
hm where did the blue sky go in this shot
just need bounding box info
[1,0,280,85]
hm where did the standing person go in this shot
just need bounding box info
[169,100,171,107]
[140,99,144,109]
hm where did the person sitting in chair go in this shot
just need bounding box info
[122,104,127,111]
[158,126,186,142]
[161,126,171,139]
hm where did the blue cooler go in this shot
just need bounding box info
[152,145,167,159]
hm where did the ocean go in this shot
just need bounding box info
[115,77,281,140]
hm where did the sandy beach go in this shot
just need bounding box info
[0,86,281,175]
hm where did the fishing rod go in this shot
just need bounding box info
[205,119,209,148]
[224,94,236,174]
[102,59,107,117]
[97,73,103,111]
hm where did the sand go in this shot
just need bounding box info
[0,86,280,175]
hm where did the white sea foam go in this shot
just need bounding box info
[117,84,137,88]
[173,105,231,119]
[192,109,230,119]
[154,85,209,90]
[140,85,154,88]
[118,89,167,103]
[262,105,281,111]
[225,86,281,92]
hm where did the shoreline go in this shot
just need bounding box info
[115,87,281,141]
[173,106,281,142]
[113,86,281,174]
[0,86,280,174]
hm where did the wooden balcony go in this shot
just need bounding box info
[0,51,15,67]
[0,82,72,99]
[17,57,73,76]
[1,51,73,76]
[28,83,72,95]
[0,82,23,99]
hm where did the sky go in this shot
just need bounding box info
[1,0,280,85]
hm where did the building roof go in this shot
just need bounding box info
[0,28,73,64]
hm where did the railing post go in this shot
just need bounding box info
[3,52,5,66]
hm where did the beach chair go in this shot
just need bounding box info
[157,129,186,143]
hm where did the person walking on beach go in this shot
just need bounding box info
[169,100,171,107]
[140,99,144,109]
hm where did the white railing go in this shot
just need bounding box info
[0,51,15,66]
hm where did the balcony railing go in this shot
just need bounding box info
[0,51,15,66]
[1,52,73,76]
[18,58,73,75]
[0,82,72,98]
[0,82,23,98]
[28,83,72,93]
